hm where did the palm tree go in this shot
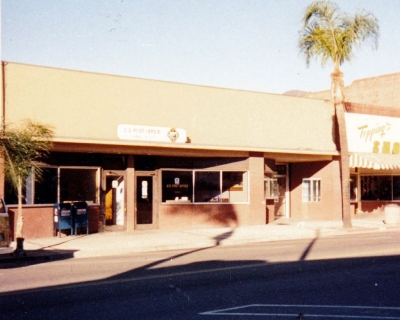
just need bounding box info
[0,120,53,255]
[299,0,379,228]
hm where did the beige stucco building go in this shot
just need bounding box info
[1,62,399,239]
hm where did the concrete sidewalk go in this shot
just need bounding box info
[0,212,396,263]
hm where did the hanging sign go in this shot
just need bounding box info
[345,113,400,154]
[117,124,187,143]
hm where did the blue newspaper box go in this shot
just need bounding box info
[73,202,89,235]
[0,198,10,250]
[54,203,73,237]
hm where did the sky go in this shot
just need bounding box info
[2,0,400,94]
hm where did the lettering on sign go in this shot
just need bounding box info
[117,124,187,143]
[373,141,400,154]
[166,184,189,189]
[345,113,400,154]
[358,122,390,142]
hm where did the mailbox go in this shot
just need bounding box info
[0,198,10,249]
[73,201,89,235]
[54,203,73,237]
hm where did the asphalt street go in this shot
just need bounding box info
[1,231,400,319]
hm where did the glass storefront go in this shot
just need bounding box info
[360,175,400,201]
[161,170,249,203]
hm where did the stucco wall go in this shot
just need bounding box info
[290,160,342,220]
[4,63,337,154]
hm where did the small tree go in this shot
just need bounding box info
[0,120,53,254]
[298,0,379,228]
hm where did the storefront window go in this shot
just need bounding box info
[35,167,58,204]
[60,168,98,203]
[5,166,100,205]
[222,171,248,203]
[361,176,392,201]
[161,170,248,203]
[162,171,193,202]
[195,171,220,202]
[394,177,400,200]
[264,177,278,199]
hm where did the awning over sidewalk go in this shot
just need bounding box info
[349,152,400,170]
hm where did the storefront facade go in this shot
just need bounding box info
[1,62,343,239]
[345,103,400,214]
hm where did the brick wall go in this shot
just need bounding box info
[8,205,100,240]
[303,72,400,108]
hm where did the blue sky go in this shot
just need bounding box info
[2,0,399,94]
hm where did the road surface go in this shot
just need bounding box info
[1,231,400,319]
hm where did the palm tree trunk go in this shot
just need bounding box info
[335,103,352,228]
[331,71,352,228]
[15,176,25,255]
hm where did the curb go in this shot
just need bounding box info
[0,250,75,265]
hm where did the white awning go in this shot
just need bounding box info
[349,152,400,170]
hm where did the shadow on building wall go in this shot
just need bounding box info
[164,203,238,228]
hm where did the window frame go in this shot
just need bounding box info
[161,169,249,204]
[264,177,278,200]
[8,165,101,205]
[302,178,321,203]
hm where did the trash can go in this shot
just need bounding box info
[384,204,400,225]
[54,203,73,237]
[73,201,89,235]
[0,198,10,250]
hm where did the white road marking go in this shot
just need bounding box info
[200,304,400,319]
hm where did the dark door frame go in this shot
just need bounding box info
[135,171,158,230]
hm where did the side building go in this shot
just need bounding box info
[1,62,344,239]
[287,73,400,217]
[344,103,400,215]
[302,72,400,109]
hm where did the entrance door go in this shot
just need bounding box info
[115,179,125,225]
[273,164,289,219]
[274,176,286,218]
[105,174,125,227]
[135,174,156,228]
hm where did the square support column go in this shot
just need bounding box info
[248,153,266,225]
[126,155,135,231]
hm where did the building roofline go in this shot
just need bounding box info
[1,60,301,99]
[51,137,339,157]
[344,102,400,117]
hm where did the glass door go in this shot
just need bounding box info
[274,164,289,219]
[274,176,286,218]
[105,173,125,227]
[135,173,156,228]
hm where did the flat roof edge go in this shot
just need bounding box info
[51,137,339,156]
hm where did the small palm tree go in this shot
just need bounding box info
[299,0,379,228]
[0,120,53,254]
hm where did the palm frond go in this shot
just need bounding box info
[298,0,379,70]
[0,120,54,191]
